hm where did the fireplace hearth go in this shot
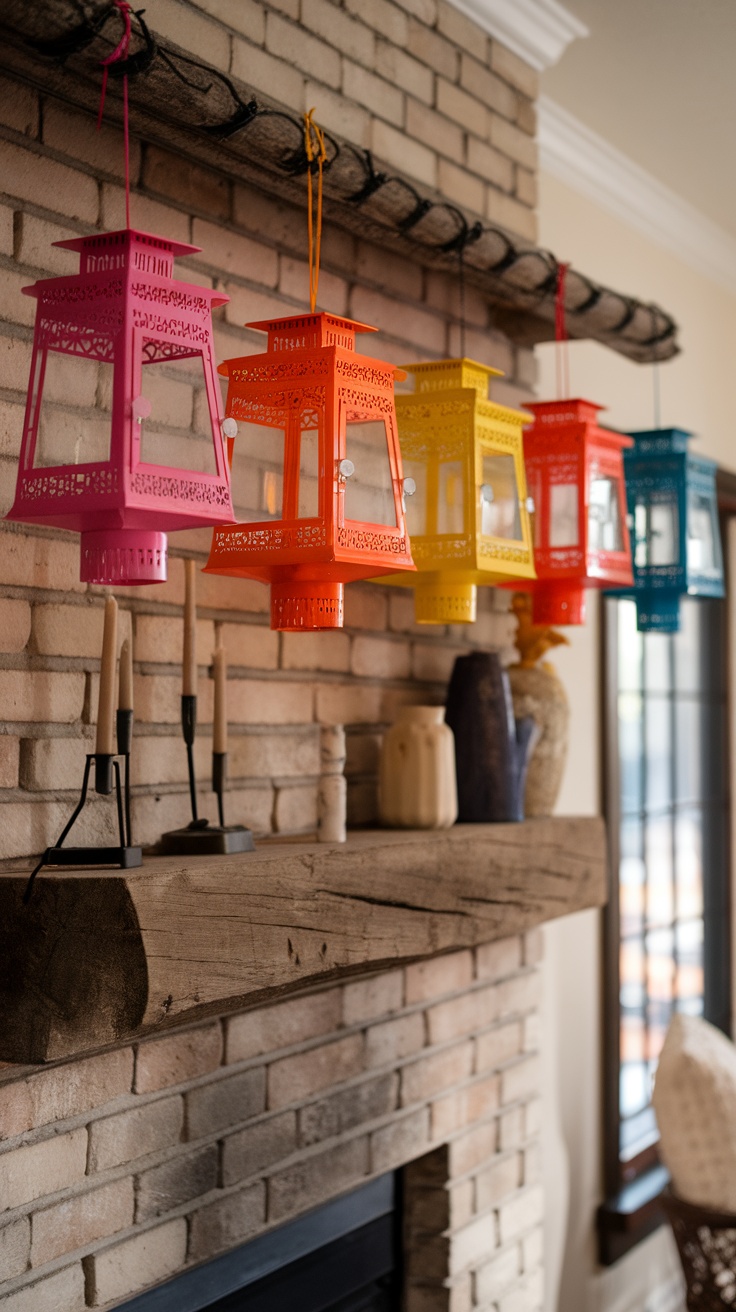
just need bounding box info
[116,1175,399,1312]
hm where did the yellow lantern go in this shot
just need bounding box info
[379,359,536,623]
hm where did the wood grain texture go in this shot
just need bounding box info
[0,820,607,1063]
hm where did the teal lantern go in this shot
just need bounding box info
[611,428,723,632]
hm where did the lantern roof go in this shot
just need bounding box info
[524,398,633,455]
[53,226,200,264]
[22,228,227,310]
[402,358,504,397]
[625,427,693,455]
[245,311,377,352]
[524,398,604,426]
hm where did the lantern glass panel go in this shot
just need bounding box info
[139,347,218,475]
[480,452,521,539]
[34,347,112,467]
[634,497,679,567]
[297,417,320,518]
[437,461,464,534]
[231,420,285,521]
[589,474,623,552]
[549,483,579,547]
[402,458,427,535]
[526,467,543,547]
[344,419,396,527]
[686,490,718,574]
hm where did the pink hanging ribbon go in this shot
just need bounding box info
[97,0,133,228]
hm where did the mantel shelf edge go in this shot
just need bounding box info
[0,818,607,1064]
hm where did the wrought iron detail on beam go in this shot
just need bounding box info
[0,0,679,363]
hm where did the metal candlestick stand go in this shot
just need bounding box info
[23,712,142,904]
[157,695,254,855]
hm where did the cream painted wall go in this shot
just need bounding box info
[533,168,736,1312]
[535,173,736,470]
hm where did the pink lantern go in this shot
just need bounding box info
[6,227,235,585]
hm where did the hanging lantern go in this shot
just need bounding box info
[204,312,415,630]
[6,228,235,585]
[380,358,536,624]
[608,427,724,631]
[516,398,634,625]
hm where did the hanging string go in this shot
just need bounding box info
[97,0,133,229]
[652,359,661,428]
[458,246,466,359]
[554,261,570,400]
[303,109,327,313]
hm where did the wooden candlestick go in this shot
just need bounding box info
[183,559,197,696]
[119,637,133,712]
[96,596,118,756]
[318,725,347,843]
[212,645,227,755]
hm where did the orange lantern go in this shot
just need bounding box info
[204,312,415,629]
[513,399,633,624]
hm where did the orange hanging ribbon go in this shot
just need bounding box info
[303,109,327,314]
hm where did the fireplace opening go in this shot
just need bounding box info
[117,1173,400,1312]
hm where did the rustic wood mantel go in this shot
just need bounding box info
[0,819,606,1064]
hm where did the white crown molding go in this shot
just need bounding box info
[444,0,588,71]
[538,95,736,294]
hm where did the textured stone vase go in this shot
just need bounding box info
[508,662,569,816]
[445,652,537,823]
[379,706,458,829]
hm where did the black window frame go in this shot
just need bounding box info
[597,474,734,1265]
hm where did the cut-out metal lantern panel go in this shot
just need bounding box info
[609,427,724,632]
[6,228,235,585]
[204,312,415,630]
[516,398,634,625]
[380,359,536,625]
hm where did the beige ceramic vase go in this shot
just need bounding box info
[379,706,458,829]
[508,593,571,817]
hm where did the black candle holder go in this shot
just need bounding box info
[23,722,142,904]
[157,696,254,855]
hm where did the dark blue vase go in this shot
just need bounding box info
[445,651,537,822]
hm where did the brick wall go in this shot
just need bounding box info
[0,935,544,1311]
[0,1,544,1306]
[0,15,537,863]
[145,0,539,241]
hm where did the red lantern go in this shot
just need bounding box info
[204,311,415,630]
[516,399,633,624]
[6,228,235,585]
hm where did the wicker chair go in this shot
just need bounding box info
[663,1189,736,1309]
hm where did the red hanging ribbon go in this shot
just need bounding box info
[554,261,570,400]
[97,0,133,228]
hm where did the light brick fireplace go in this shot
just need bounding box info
[0,935,544,1311]
[0,1,604,1308]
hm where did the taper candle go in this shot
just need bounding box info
[96,595,118,754]
[212,645,227,754]
[183,559,197,696]
[119,637,133,712]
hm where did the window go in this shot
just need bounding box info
[344,419,397,527]
[33,344,113,467]
[138,346,218,475]
[599,591,730,1263]
[229,421,285,521]
[480,453,522,540]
